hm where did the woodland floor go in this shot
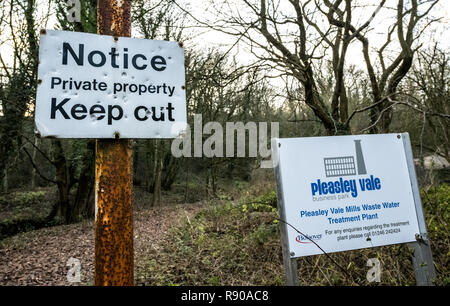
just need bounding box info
[1,180,447,286]
[0,202,205,286]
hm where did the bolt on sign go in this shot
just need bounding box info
[35,30,186,138]
[272,133,435,285]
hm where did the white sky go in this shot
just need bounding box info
[179,0,450,68]
[0,0,449,86]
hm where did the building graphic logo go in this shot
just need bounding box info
[323,140,367,177]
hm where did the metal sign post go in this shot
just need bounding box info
[402,133,436,285]
[273,150,298,286]
[95,0,134,286]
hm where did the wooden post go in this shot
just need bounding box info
[95,0,134,286]
[402,133,436,286]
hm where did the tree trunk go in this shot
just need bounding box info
[72,140,95,220]
[31,137,39,189]
[57,182,71,223]
[146,140,154,193]
[210,160,217,197]
[184,161,189,203]
[162,154,180,190]
[52,140,72,224]
[205,167,210,198]
[2,168,8,193]
[152,140,163,206]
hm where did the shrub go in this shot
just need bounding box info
[138,184,450,286]
[12,191,46,206]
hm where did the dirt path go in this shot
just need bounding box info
[0,203,204,286]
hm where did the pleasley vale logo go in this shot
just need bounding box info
[295,233,322,244]
[310,139,382,199]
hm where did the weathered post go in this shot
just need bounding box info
[272,140,298,286]
[95,0,134,286]
[402,133,436,285]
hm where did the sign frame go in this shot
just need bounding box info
[272,132,436,286]
[35,29,187,139]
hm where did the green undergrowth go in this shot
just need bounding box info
[137,184,450,286]
[421,184,450,285]
[137,189,283,286]
[0,189,56,240]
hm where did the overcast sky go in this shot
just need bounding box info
[178,0,449,68]
[1,0,448,81]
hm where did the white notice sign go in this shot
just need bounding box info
[35,30,186,138]
[273,133,421,258]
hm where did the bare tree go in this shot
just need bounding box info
[179,0,441,134]
[0,0,44,189]
[407,43,450,161]
[133,0,187,205]
[345,0,440,133]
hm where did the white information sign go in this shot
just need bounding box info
[35,30,186,138]
[273,133,421,258]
